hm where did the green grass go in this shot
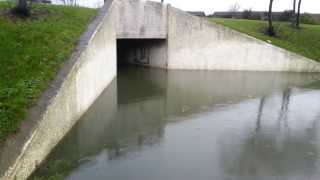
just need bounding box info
[0,3,97,142]
[209,18,320,62]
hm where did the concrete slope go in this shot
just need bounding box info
[167,7,320,72]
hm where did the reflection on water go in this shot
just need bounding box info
[33,67,320,180]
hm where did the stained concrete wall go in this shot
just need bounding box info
[0,1,117,179]
[167,7,320,72]
[116,0,167,39]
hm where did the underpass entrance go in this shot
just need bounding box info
[116,39,167,69]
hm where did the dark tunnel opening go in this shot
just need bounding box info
[116,39,167,70]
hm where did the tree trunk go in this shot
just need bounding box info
[291,0,296,25]
[12,0,29,16]
[267,0,275,36]
[296,0,302,28]
[16,0,28,10]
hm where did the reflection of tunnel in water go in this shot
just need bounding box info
[31,68,320,180]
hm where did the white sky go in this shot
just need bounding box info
[53,0,320,14]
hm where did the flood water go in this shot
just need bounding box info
[33,66,320,180]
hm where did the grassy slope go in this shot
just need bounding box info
[0,3,97,142]
[209,18,320,62]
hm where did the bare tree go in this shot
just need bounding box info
[267,0,275,36]
[296,0,302,28]
[291,0,296,25]
[229,3,240,18]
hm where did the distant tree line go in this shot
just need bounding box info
[211,0,319,36]
[212,10,318,25]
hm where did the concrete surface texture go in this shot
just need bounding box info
[167,7,320,72]
[116,0,167,39]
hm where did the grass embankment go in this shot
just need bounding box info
[0,3,97,142]
[209,18,320,62]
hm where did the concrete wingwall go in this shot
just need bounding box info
[0,1,117,179]
[167,7,320,72]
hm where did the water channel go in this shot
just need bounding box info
[32,66,320,180]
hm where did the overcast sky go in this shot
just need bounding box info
[54,0,319,14]
[152,0,320,14]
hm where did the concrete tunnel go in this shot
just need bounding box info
[117,39,167,68]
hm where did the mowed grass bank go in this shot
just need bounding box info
[209,18,320,62]
[0,3,97,142]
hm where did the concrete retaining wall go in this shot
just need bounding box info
[167,7,320,72]
[0,1,117,179]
